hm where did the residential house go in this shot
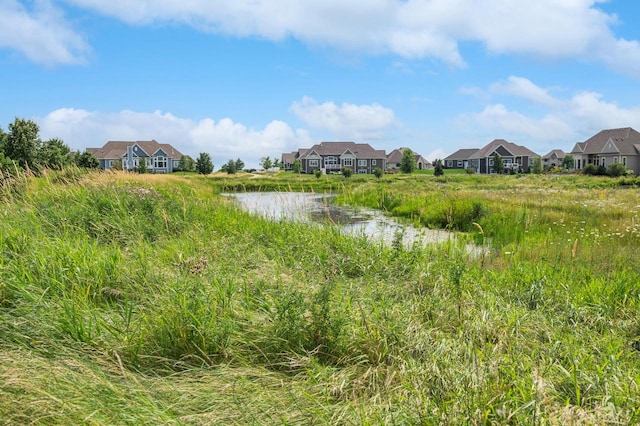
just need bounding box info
[444,139,538,173]
[284,142,386,174]
[570,127,640,175]
[386,148,432,170]
[87,140,183,173]
[542,149,565,169]
[281,151,298,171]
[443,148,480,170]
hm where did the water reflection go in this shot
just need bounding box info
[225,192,458,248]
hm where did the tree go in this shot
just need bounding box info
[399,148,416,173]
[195,152,214,175]
[531,157,543,174]
[178,155,195,172]
[292,158,302,174]
[433,159,444,176]
[75,151,99,168]
[373,167,383,178]
[273,158,281,169]
[39,138,72,170]
[260,156,273,171]
[5,118,41,169]
[0,127,6,154]
[491,153,504,174]
[561,154,575,170]
[224,159,237,174]
[137,157,148,174]
[235,158,245,172]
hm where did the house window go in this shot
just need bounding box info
[372,160,377,165]
[358,159,367,166]
[342,158,353,167]
[614,157,618,164]
[489,158,494,166]
[154,156,167,169]
[358,169,367,174]
[309,159,319,167]
[623,157,627,166]
[447,160,453,167]
[325,156,338,166]
[601,158,606,166]
[457,160,462,167]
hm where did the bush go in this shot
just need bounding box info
[314,169,323,179]
[607,162,627,177]
[583,164,599,176]
[373,167,383,178]
[340,167,353,178]
[465,167,476,174]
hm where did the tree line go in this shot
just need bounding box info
[0,118,99,173]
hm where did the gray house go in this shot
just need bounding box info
[284,142,386,174]
[571,127,640,175]
[444,139,538,173]
[87,140,183,173]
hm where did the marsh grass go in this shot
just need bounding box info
[1,170,639,424]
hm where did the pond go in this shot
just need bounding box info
[224,192,460,248]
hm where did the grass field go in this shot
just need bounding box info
[1,168,639,424]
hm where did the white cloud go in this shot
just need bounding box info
[37,108,313,168]
[290,96,396,141]
[459,77,640,150]
[56,0,640,75]
[0,0,89,65]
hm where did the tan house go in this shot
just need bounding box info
[570,128,640,174]
[542,149,565,169]
[87,140,183,173]
[386,148,432,170]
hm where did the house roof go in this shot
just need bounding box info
[543,149,565,160]
[469,139,538,159]
[387,147,429,163]
[299,142,386,159]
[570,127,640,155]
[281,152,297,164]
[444,148,479,161]
[87,140,183,160]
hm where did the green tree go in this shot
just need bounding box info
[292,158,302,174]
[273,158,281,169]
[224,159,237,174]
[235,158,245,172]
[561,154,575,170]
[373,167,383,178]
[314,169,323,178]
[433,159,444,176]
[137,157,148,174]
[531,157,543,174]
[399,148,416,173]
[178,155,195,172]
[75,151,99,168]
[0,127,6,154]
[5,118,41,169]
[39,138,72,170]
[491,153,504,174]
[260,156,273,171]
[195,152,214,175]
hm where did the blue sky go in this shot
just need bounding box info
[1,0,640,168]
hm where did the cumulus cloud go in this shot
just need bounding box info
[459,76,640,148]
[52,0,640,75]
[290,96,396,141]
[0,0,89,65]
[37,108,313,167]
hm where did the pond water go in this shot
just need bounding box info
[225,192,459,248]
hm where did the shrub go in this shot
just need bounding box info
[314,169,323,179]
[607,162,627,177]
[583,164,599,176]
[373,167,383,178]
[341,167,353,178]
[465,167,476,174]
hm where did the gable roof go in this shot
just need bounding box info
[387,147,429,164]
[570,128,640,156]
[444,148,479,161]
[543,149,565,160]
[469,139,538,160]
[299,142,385,159]
[87,140,183,160]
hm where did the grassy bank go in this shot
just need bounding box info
[1,169,639,424]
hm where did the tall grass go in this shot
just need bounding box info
[1,170,639,424]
